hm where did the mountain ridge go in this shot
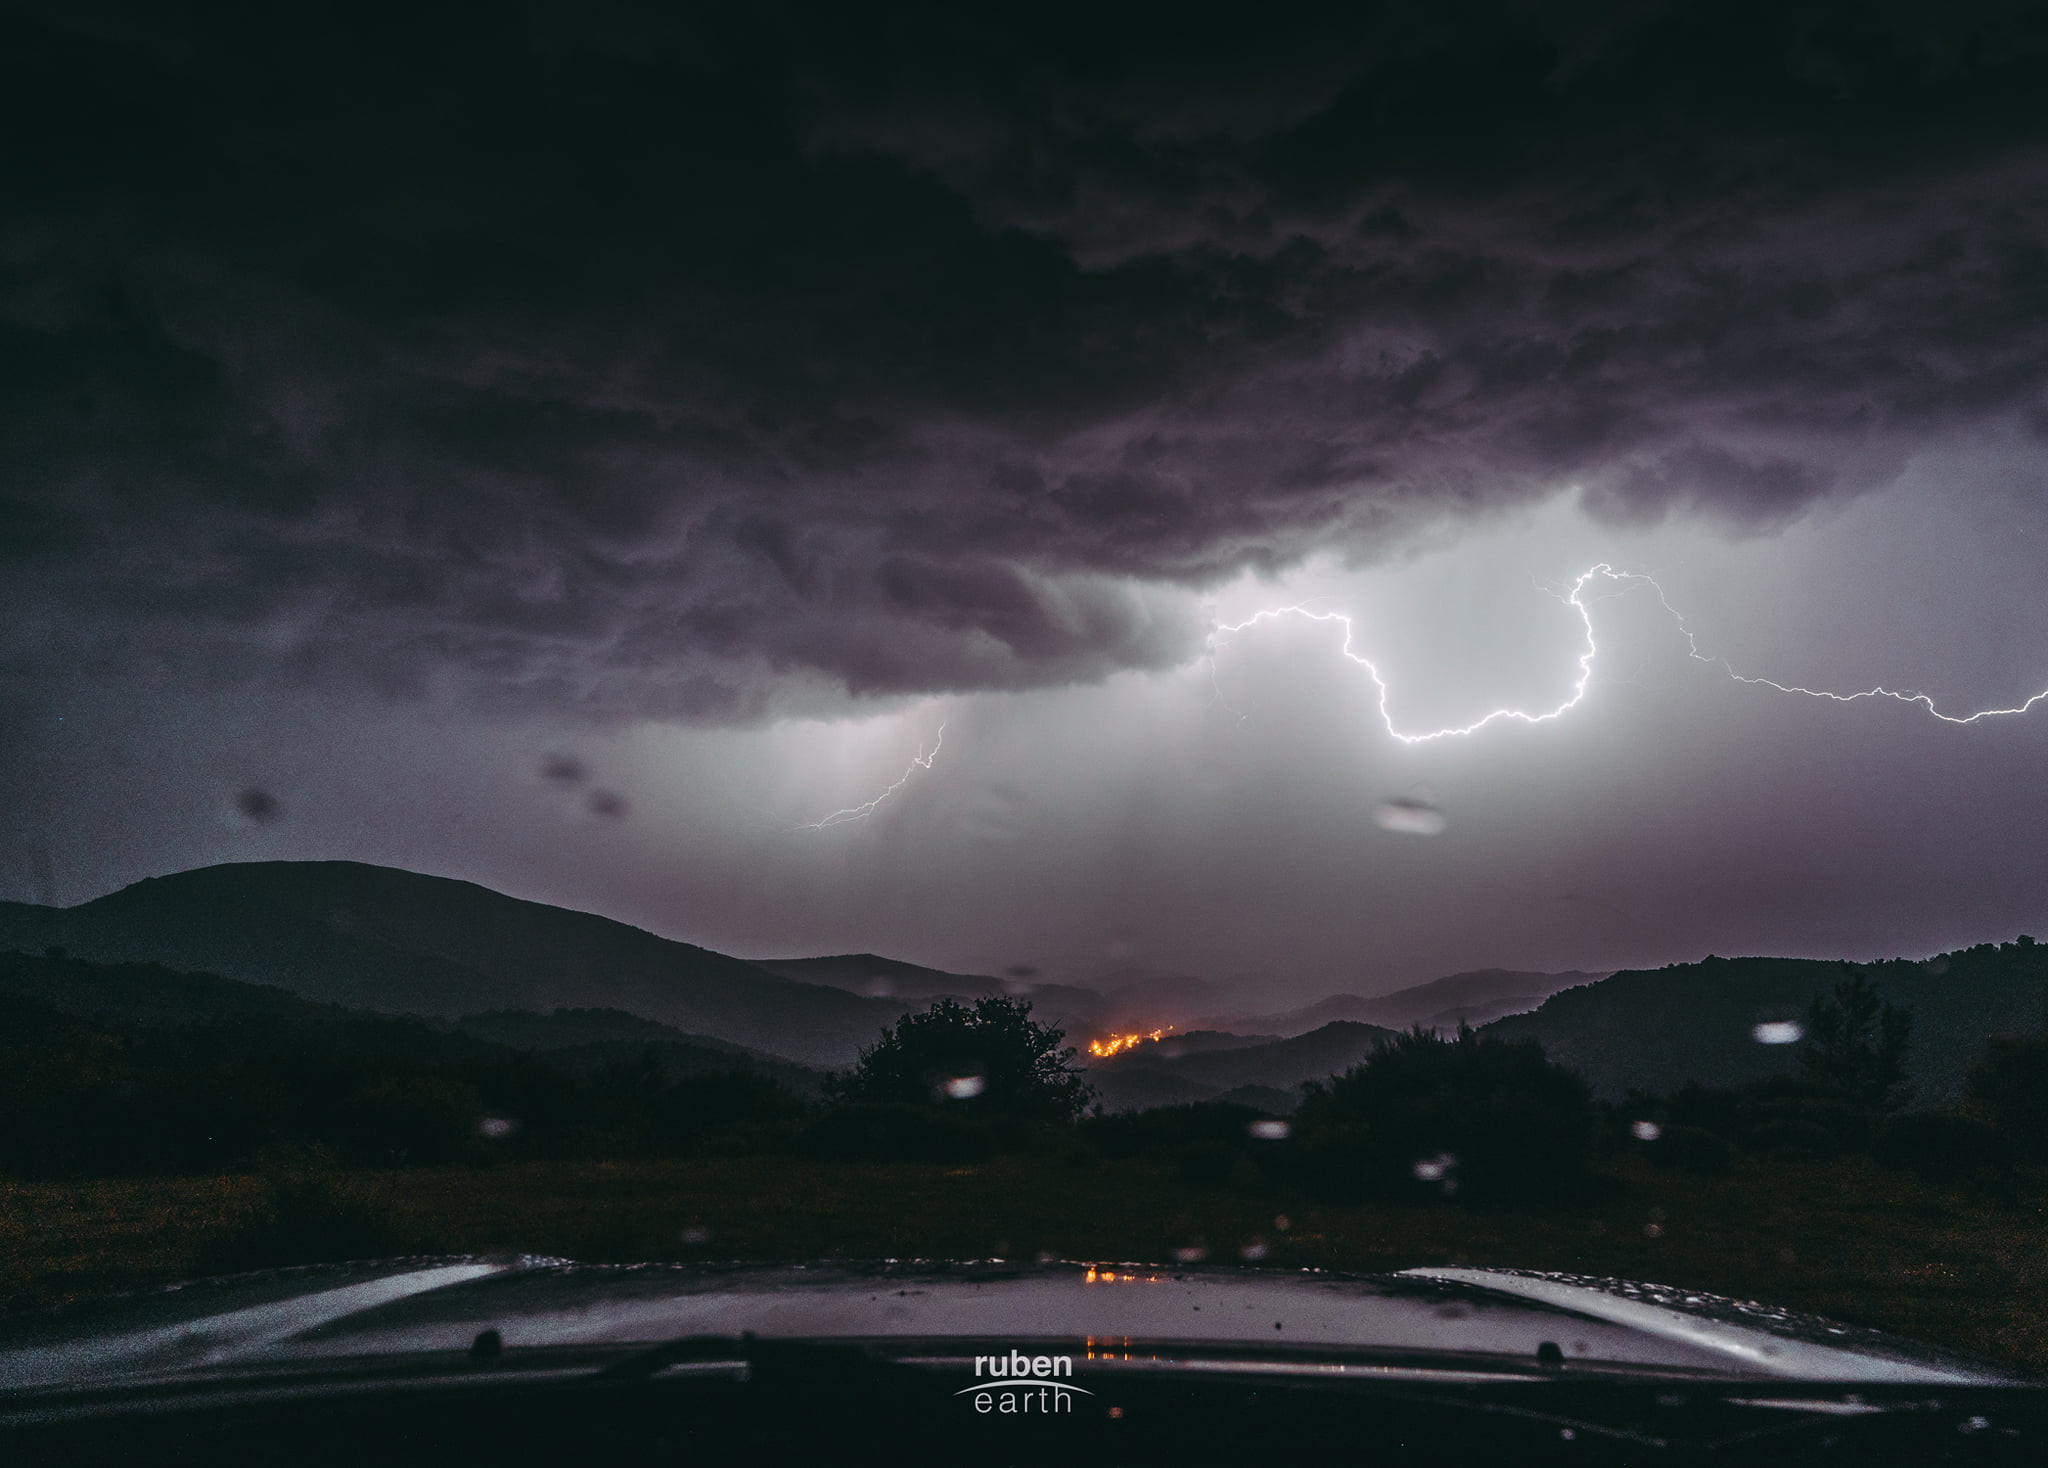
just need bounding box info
[0,862,908,1066]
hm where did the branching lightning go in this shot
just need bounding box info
[794,565,2042,833]
[796,723,946,829]
[1208,563,2048,742]
[1631,571,2048,725]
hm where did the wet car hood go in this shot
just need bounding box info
[0,1257,2021,1395]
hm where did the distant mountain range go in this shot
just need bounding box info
[3,862,2037,1108]
[0,949,825,1093]
[750,953,1112,1033]
[0,862,1165,1067]
[1199,968,1608,1037]
[0,863,916,1066]
[1083,1021,1401,1113]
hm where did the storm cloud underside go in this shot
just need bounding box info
[8,2,2048,717]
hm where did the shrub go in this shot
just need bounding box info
[825,996,1091,1124]
[1874,1112,2013,1187]
[1291,1026,1594,1204]
[1964,1035,2048,1160]
[1801,972,1913,1113]
[1735,1076,1871,1155]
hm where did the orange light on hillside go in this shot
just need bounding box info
[1086,1025,1174,1058]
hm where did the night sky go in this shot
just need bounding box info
[5,2,2047,1004]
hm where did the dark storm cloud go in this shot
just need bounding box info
[5,1,2048,717]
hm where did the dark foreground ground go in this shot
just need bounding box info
[5,1152,2045,1375]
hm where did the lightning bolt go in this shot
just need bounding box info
[1209,564,2048,742]
[796,723,946,829]
[796,566,2039,833]
[1633,573,2048,725]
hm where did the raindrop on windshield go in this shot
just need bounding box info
[1752,1020,1804,1045]
[1412,1152,1457,1182]
[1247,1119,1290,1140]
[478,1117,518,1139]
[234,788,281,824]
[1373,795,1446,836]
[943,1075,986,1100]
[1631,1120,1663,1141]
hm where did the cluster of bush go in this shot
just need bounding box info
[1622,976,2048,1197]
[10,958,2047,1225]
[803,998,1604,1205]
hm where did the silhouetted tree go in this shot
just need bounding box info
[1800,972,1912,1113]
[826,996,1092,1124]
[1292,1025,1594,1203]
[1965,1033,2048,1159]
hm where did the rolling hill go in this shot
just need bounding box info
[0,949,826,1092]
[0,862,912,1066]
[1204,968,1606,1037]
[1480,947,2048,1105]
[749,953,1111,1033]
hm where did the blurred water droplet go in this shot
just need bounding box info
[478,1117,518,1139]
[1247,1119,1290,1141]
[1272,1214,1290,1231]
[1412,1152,1457,1182]
[1752,1020,1804,1045]
[235,788,280,824]
[1239,1241,1269,1261]
[1644,1222,1664,1239]
[943,1075,986,1100]
[1374,796,1446,836]
[679,1225,712,1245]
[540,754,586,784]
[587,789,629,819]
[1631,1120,1663,1141]
[1173,1246,1208,1264]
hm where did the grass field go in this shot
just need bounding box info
[4,1152,2044,1374]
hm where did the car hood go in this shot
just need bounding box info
[0,1257,2022,1395]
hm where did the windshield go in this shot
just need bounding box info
[3,0,2047,1426]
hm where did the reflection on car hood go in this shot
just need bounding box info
[0,1257,2021,1394]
